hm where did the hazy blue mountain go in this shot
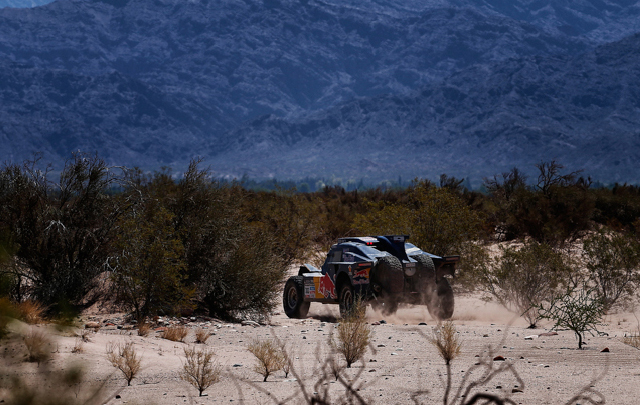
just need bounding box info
[0,0,54,9]
[0,0,591,171]
[211,33,640,184]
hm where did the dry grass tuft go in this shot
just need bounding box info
[137,322,151,337]
[17,300,46,324]
[332,301,371,368]
[194,328,211,344]
[428,321,462,365]
[23,328,51,364]
[247,339,285,382]
[72,337,84,353]
[75,328,92,343]
[162,325,189,342]
[106,341,142,386]
[180,346,222,396]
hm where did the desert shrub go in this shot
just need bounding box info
[247,339,285,382]
[0,153,125,307]
[137,322,151,337]
[428,321,462,365]
[539,286,605,349]
[163,325,189,342]
[180,346,222,396]
[582,229,640,311]
[106,341,142,386]
[108,204,192,321]
[0,297,19,339]
[484,162,594,247]
[17,300,46,324]
[332,301,371,368]
[194,328,211,344]
[23,328,51,364]
[480,241,572,328]
[72,337,84,354]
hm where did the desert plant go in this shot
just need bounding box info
[582,229,640,311]
[16,300,46,324]
[180,346,222,396]
[480,241,572,328]
[23,328,51,364]
[72,337,84,354]
[429,321,462,365]
[331,300,371,368]
[137,322,151,337]
[539,286,605,349]
[194,327,211,344]
[247,339,285,382]
[75,328,92,343]
[106,341,142,386]
[163,325,189,342]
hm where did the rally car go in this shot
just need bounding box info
[282,235,458,319]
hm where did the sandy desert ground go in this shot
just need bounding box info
[2,294,640,405]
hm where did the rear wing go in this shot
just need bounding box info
[432,255,460,278]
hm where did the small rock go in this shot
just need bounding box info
[391,352,398,355]
[524,335,537,340]
[482,334,489,338]
[84,322,100,329]
[377,344,386,347]
[369,359,377,362]
[496,385,502,389]
[303,336,306,339]
[539,332,558,337]
[369,369,376,372]
[371,322,380,325]
[493,356,505,361]
[233,364,242,367]
[379,320,387,324]
[115,395,121,399]
[512,388,524,393]
[601,347,610,352]
[418,322,427,326]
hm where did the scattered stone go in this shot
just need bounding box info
[482,334,489,338]
[369,359,377,362]
[242,320,260,327]
[496,385,502,389]
[391,352,398,356]
[84,322,100,329]
[233,364,242,367]
[601,347,610,352]
[379,320,387,324]
[115,395,121,399]
[493,356,505,361]
[512,388,524,393]
[418,322,427,326]
[539,332,558,337]
[524,335,538,340]
[303,336,306,339]
[377,344,386,347]
[369,369,376,372]
[371,322,380,325]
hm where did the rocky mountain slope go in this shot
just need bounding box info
[214,33,640,184]
[0,0,639,182]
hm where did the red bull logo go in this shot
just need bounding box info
[318,273,336,299]
[353,267,370,285]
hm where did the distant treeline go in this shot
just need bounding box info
[1,153,639,322]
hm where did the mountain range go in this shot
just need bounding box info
[0,0,639,184]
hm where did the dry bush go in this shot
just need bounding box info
[428,321,462,365]
[332,301,371,368]
[163,325,188,342]
[180,346,222,396]
[106,341,142,386]
[194,327,211,344]
[23,328,51,364]
[247,339,285,382]
[623,333,640,349]
[17,300,46,324]
[72,337,84,354]
[137,322,151,337]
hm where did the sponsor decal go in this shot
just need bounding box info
[352,267,370,285]
[318,273,336,299]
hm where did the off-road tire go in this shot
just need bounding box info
[338,283,355,317]
[426,278,454,320]
[372,255,404,294]
[283,276,310,319]
[412,254,435,275]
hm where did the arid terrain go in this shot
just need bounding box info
[2,294,639,405]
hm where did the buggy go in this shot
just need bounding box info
[283,235,458,319]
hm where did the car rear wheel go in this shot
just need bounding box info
[283,276,310,319]
[426,278,454,320]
